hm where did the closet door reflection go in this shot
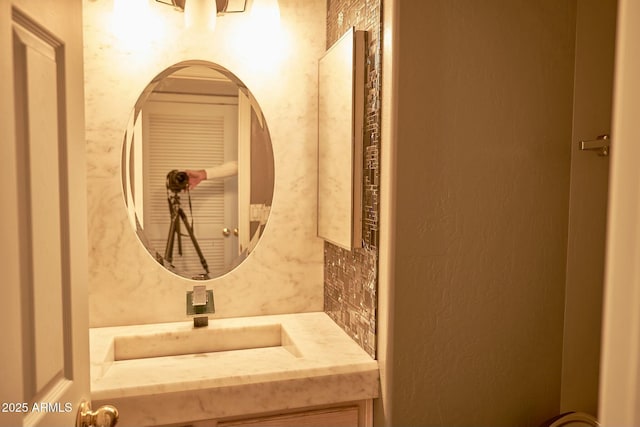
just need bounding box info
[122,60,275,280]
[142,94,238,275]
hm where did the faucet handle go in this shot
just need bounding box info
[187,286,215,328]
[192,285,208,307]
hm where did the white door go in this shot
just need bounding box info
[0,1,94,426]
[560,0,617,415]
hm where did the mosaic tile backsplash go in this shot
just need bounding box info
[324,0,381,358]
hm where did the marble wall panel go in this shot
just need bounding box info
[83,0,326,327]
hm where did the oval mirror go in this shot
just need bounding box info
[121,60,274,280]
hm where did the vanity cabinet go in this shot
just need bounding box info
[218,401,370,427]
[177,400,371,427]
[90,313,379,427]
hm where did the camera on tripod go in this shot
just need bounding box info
[166,169,189,193]
[163,169,210,278]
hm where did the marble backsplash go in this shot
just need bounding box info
[323,0,381,358]
[83,0,326,327]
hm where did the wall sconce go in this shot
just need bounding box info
[155,0,248,30]
[155,0,248,13]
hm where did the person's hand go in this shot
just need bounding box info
[186,169,206,189]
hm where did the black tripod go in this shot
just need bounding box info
[164,190,210,278]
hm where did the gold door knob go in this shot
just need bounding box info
[222,227,231,237]
[76,401,119,427]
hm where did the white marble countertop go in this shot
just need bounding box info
[90,312,379,426]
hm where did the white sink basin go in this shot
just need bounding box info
[89,313,380,427]
[113,323,300,361]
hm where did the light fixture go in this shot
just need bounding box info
[155,0,248,13]
[155,0,248,30]
[184,0,218,30]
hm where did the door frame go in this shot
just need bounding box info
[599,0,640,424]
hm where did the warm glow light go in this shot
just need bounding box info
[227,0,287,69]
[110,0,164,49]
[184,0,217,31]
[250,0,281,30]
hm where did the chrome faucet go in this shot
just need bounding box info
[187,285,215,327]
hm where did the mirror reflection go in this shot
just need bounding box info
[122,60,274,280]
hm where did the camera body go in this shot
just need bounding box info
[166,170,189,193]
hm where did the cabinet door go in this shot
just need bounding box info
[218,406,359,427]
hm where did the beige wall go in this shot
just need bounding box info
[83,0,326,327]
[379,1,577,425]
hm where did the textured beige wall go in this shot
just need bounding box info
[83,0,326,327]
[379,1,577,425]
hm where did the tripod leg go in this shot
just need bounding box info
[176,215,183,256]
[164,212,180,265]
[177,208,210,275]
